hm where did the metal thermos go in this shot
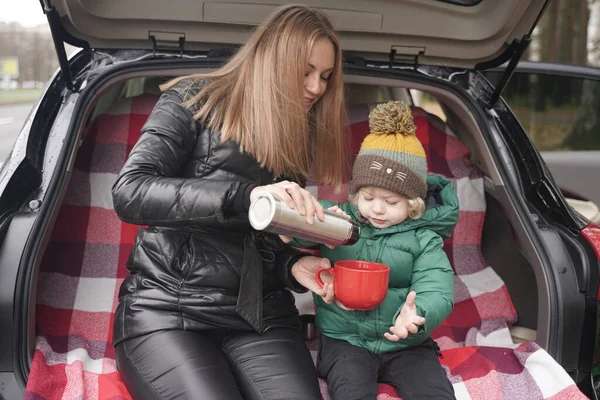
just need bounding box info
[248,191,360,246]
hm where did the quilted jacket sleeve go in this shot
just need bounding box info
[275,244,312,294]
[393,229,454,333]
[111,87,243,227]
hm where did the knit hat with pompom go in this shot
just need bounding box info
[349,101,427,200]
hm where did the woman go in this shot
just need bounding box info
[111,4,347,400]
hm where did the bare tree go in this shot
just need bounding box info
[590,0,600,66]
[565,0,600,150]
[0,22,61,87]
[573,0,591,65]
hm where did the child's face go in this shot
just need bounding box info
[357,186,409,229]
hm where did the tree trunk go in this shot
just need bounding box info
[590,0,600,66]
[534,2,559,111]
[572,0,591,66]
[550,0,573,106]
[539,1,559,62]
[557,0,573,63]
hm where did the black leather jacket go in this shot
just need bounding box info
[111,80,308,346]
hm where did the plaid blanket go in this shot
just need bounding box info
[24,95,589,400]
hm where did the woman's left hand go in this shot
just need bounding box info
[384,291,425,342]
[291,256,335,304]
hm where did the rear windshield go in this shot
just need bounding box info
[436,0,482,5]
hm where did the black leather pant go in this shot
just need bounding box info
[115,328,322,400]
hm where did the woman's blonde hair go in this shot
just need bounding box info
[350,189,426,222]
[161,5,347,188]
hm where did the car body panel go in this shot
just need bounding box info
[46,0,548,68]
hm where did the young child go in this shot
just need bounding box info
[292,101,459,400]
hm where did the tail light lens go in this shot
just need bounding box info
[581,222,600,300]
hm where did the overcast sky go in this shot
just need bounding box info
[0,0,47,27]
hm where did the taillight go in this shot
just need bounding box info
[581,222,600,300]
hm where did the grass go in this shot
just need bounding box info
[0,88,43,105]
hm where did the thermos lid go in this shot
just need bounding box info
[348,223,360,246]
[248,191,276,231]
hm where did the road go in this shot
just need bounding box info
[0,103,34,163]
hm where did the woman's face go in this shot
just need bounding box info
[304,38,335,111]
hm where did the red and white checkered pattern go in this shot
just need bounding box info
[24,97,588,400]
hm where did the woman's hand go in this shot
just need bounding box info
[384,291,425,342]
[251,181,324,225]
[291,256,334,304]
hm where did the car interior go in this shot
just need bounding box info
[29,69,565,394]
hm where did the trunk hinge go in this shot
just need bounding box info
[389,46,425,69]
[149,31,185,57]
[42,0,77,91]
[485,35,532,109]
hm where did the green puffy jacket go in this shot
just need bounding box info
[294,174,459,354]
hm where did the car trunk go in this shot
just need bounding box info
[36,0,555,343]
[24,61,574,399]
[46,0,548,66]
[0,1,593,398]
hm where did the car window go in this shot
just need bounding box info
[345,84,393,105]
[409,90,448,122]
[484,71,600,151]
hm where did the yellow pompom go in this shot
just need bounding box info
[368,101,416,136]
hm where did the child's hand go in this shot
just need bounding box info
[323,206,351,249]
[279,206,349,247]
[328,205,351,220]
[335,299,353,311]
[384,291,425,342]
[279,234,292,243]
